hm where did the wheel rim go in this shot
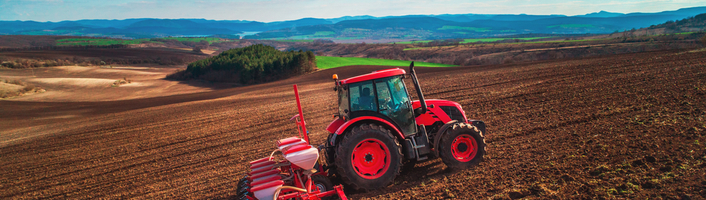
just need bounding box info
[314,183,327,192]
[351,138,391,179]
[451,134,478,162]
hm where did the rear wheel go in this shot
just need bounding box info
[334,123,402,191]
[438,123,486,171]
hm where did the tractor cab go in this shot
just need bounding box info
[334,68,417,136]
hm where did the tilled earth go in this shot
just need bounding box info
[1,49,705,199]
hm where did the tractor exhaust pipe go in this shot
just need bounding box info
[409,62,427,116]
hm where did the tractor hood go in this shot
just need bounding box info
[412,99,468,124]
[412,99,463,110]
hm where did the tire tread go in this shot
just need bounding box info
[334,123,402,191]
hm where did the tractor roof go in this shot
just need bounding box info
[340,68,406,84]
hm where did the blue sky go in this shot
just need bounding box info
[1,0,705,22]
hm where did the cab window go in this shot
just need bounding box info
[349,81,376,112]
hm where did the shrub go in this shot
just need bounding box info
[0,90,18,98]
[22,84,36,92]
[8,79,24,85]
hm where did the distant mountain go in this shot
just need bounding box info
[268,18,333,28]
[582,11,624,18]
[326,15,378,23]
[0,6,703,40]
[335,17,454,30]
[649,13,706,32]
[68,19,147,28]
[246,6,706,41]
[622,6,706,18]
[127,19,203,28]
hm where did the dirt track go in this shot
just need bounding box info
[1,49,705,199]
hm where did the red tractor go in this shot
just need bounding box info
[321,62,487,191]
[236,62,486,199]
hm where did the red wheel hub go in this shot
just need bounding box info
[351,138,390,179]
[451,134,477,162]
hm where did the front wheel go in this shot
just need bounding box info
[438,123,486,171]
[334,123,402,191]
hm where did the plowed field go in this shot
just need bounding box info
[1,49,705,199]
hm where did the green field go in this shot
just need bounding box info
[158,37,224,44]
[335,37,364,40]
[395,32,551,45]
[314,31,336,36]
[264,32,337,41]
[272,39,315,42]
[56,37,226,46]
[518,38,609,44]
[395,40,434,44]
[316,56,456,69]
[403,37,607,51]
[395,37,554,45]
[461,37,554,43]
[547,24,595,28]
[437,26,491,32]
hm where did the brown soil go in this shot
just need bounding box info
[0,65,218,102]
[0,82,26,94]
[175,48,217,55]
[1,49,705,199]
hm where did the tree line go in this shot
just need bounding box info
[178,44,316,84]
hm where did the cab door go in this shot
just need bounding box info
[375,76,416,135]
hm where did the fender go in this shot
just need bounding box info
[432,120,458,157]
[326,118,345,134]
[331,116,405,140]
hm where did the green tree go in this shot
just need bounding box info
[183,44,316,84]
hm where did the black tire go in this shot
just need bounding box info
[310,174,335,200]
[334,123,402,191]
[401,159,419,174]
[438,123,486,171]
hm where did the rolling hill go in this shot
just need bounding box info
[0,6,704,40]
[245,6,706,41]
